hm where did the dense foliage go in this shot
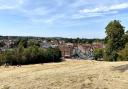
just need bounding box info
[0,43,62,65]
[93,20,128,61]
[118,43,128,61]
[104,20,128,61]
[93,48,104,60]
[0,41,5,47]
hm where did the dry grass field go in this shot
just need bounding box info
[0,59,128,89]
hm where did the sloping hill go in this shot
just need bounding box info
[0,59,128,89]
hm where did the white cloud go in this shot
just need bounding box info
[80,3,128,13]
[0,0,127,25]
[29,14,65,24]
[72,11,118,19]
[110,3,128,10]
[72,13,103,19]
[0,0,24,10]
[22,7,50,17]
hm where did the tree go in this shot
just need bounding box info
[16,41,25,65]
[0,54,3,66]
[0,49,16,65]
[52,47,62,62]
[93,48,104,60]
[17,38,28,48]
[29,45,39,63]
[28,40,40,47]
[118,43,128,61]
[0,41,62,65]
[105,20,125,61]
[44,47,62,62]
[0,41,5,47]
[123,30,128,45]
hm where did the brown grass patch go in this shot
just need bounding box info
[0,59,128,89]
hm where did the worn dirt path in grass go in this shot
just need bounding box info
[0,59,128,89]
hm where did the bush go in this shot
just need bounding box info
[0,54,4,66]
[118,43,128,61]
[93,48,104,60]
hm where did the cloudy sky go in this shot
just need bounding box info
[0,0,128,38]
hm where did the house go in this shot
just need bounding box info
[40,41,51,48]
[92,42,105,49]
[59,45,73,58]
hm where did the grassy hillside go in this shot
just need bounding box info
[0,59,128,89]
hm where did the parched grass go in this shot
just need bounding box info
[0,59,128,89]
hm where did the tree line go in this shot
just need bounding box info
[0,41,62,66]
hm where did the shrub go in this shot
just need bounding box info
[118,43,128,61]
[93,48,104,60]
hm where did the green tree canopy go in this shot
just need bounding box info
[0,41,5,47]
[93,48,104,60]
[118,43,128,61]
[105,20,125,61]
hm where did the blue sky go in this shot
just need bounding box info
[0,0,128,38]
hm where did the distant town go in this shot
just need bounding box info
[0,36,104,60]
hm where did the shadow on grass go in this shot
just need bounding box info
[112,64,128,72]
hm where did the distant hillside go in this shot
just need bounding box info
[0,36,104,43]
